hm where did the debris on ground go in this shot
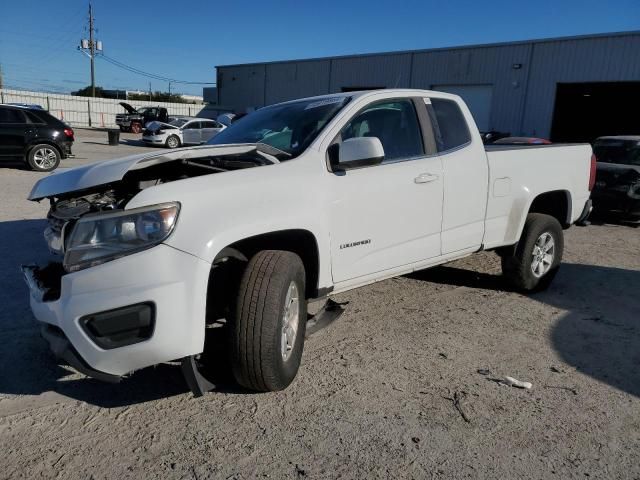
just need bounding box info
[477,368,491,375]
[544,385,578,395]
[443,391,471,423]
[503,376,533,389]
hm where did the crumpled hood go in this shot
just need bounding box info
[596,162,640,187]
[27,144,267,201]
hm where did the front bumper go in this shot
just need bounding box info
[22,244,211,378]
[142,135,166,145]
[116,119,131,127]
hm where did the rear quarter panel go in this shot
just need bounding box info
[483,144,592,248]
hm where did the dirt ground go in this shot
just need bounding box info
[0,130,639,479]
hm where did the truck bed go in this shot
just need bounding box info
[482,143,592,249]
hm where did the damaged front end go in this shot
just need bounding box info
[22,145,280,389]
[28,144,280,275]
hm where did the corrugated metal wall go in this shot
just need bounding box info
[523,34,640,137]
[217,32,640,137]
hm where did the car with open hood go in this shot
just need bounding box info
[142,117,226,148]
[115,102,169,134]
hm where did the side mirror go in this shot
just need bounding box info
[329,137,385,171]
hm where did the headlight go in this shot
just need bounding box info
[63,202,180,272]
[628,183,640,199]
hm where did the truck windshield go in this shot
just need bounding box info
[206,97,350,159]
[594,140,640,166]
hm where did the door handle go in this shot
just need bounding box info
[414,173,439,184]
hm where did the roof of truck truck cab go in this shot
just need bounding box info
[274,89,455,106]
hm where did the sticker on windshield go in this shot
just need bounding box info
[304,97,346,110]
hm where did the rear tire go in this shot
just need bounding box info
[232,250,307,392]
[165,135,180,149]
[27,144,61,172]
[501,213,564,292]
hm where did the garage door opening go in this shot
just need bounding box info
[551,82,640,143]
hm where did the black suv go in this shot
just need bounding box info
[0,105,74,172]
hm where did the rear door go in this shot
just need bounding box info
[182,121,202,144]
[426,97,488,254]
[328,98,444,284]
[0,107,29,157]
[200,120,223,142]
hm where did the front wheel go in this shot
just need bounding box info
[501,213,564,292]
[232,250,307,392]
[165,135,180,149]
[27,144,61,172]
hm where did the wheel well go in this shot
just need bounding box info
[26,141,61,158]
[210,229,321,301]
[528,190,571,228]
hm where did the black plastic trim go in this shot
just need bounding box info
[79,302,155,350]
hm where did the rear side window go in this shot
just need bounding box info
[25,110,46,124]
[340,99,424,162]
[0,108,27,124]
[429,98,471,153]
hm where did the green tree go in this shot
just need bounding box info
[72,86,108,97]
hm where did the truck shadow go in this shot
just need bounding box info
[0,219,241,408]
[410,262,640,397]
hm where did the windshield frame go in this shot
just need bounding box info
[206,96,352,159]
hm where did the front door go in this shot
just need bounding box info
[182,121,202,144]
[328,98,444,284]
[0,107,29,157]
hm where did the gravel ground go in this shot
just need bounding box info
[0,130,639,479]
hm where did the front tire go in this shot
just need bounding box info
[501,213,564,291]
[27,144,61,172]
[165,135,180,149]
[232,250,307,392]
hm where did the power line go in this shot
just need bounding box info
[97,53,216,85]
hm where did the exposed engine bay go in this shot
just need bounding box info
[44,151,275,257]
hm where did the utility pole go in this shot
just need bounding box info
[168,81,171,96]
[0,63,4,90]
[149,82,152,101]
[89,2,96,97]
[79,1,102,97]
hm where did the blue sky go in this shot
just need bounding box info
[0,0,638,96]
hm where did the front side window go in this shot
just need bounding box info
[207,96,350,159]
[184,121,201,130]
[0,108,26,124]
[429,98,471,152]
[340,99,424,162]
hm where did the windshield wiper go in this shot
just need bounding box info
[255,142,292,159]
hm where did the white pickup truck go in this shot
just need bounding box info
[23,89,594,395]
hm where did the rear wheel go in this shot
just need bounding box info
[501,213,564,291]
[130,122,142,134]
[232,250,307,392]
[165,135,180,149]
[27,144,61,172]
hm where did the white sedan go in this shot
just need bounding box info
[142,117,226,149]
